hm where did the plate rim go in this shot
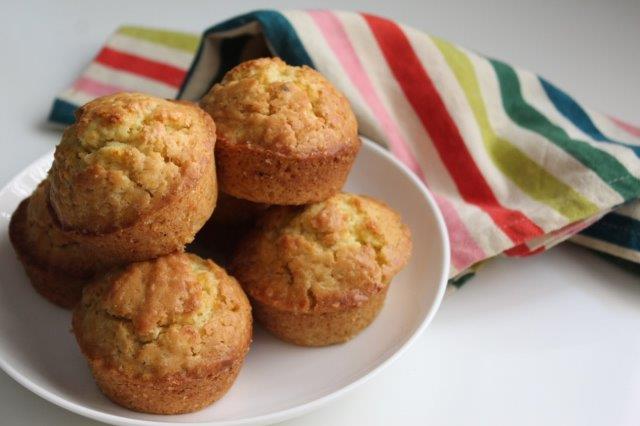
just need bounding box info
[0,138,450,426]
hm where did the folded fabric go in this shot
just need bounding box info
[49,10,640,284]
[49,26,200,124]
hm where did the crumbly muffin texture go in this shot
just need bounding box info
[201,57,358,155]
[232,193,412,313]
[21,180,107,275]
[49,93,216,233]
[74,253,251,377]
[9,187,88,308]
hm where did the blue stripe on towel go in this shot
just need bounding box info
[48,98,78,125]
[541,78,640,156]
[178,9,313,99]
[580,212,640,250]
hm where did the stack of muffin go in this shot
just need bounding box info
[9,58,412,415]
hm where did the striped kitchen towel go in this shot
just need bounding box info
[49,26,200,125]
[48,10,640,283]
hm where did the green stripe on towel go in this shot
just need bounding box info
[433,38,599,221]
[492,60,640,201]
[118,26,200,53]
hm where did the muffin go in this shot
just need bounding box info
[48,92,217,261]
[207,192,270,229]
[9,180,103,308]
[231,193,412,346]
[193,192,270,263]
[72,253,252,414]
[200,57,360,205]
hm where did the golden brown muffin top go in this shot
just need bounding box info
[73,253,251,377]
[232,193,412,314]
[49,93,216,233]
[200,57,358,156]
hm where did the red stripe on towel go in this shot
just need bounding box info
[95,47,186,88]
[363,14,543,244]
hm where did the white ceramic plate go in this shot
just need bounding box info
[0,138,449,426]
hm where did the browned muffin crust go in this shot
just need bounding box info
[9,194,87,309]
[207,191,270,229]
[73,253,252,414]
[89,356,244,415]
[214,140,359,205]
[231,193,412,346]
[193,192,270,263]
[64,164,216,265]
[49,92,217,234]
[253,289,387,346]
[17,182,100,275]
[10,169,216,309]
[201,58,360,204]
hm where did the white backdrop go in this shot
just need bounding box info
[1,1,639,425]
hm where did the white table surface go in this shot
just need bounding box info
[2,1,639,425]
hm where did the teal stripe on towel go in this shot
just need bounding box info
[48,98,77,125]
[178,9,313,99]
